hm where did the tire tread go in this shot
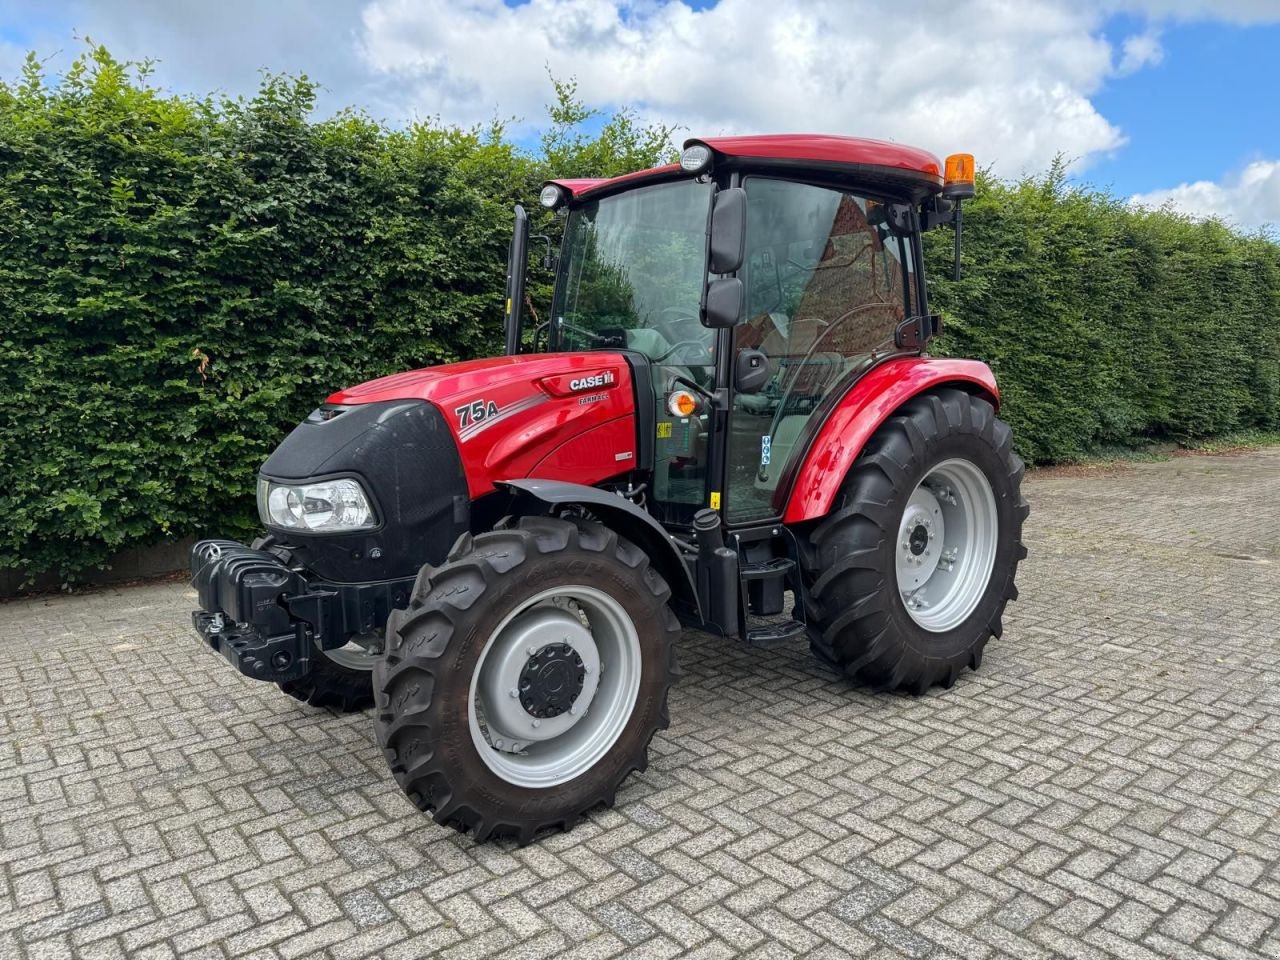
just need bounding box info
[800,387,1028,693]
[374,516,679,844]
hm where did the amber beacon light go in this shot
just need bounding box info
[942,153,976,280]
[943,153,976,199]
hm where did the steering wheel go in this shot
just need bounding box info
[656,339,713,364]
[531,317,614,350]
[652,306,702,343]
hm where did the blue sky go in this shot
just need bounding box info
[2,0,1278,228]
[1090,16,1279,196]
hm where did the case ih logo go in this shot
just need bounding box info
[569,371,616,392]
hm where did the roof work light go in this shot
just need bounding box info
[680,143,714,175]
[539,184,567,209]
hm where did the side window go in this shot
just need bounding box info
[726,179,912,522]
[899,228,918,319]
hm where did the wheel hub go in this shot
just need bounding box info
[897,488,944,587]
[468,584,642,788]
[894,458,999,633]
[476,607,601,747]
[519,643,586,719]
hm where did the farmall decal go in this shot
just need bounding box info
[568,371,616,392]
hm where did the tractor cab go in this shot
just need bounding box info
[505,137,969,608]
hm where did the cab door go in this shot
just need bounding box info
[724,178,920,524]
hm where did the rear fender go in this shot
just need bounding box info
[781,357,999,524]
[496,479,701,621]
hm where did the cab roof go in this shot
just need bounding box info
[547,134,945,203]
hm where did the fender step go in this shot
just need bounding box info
[746,619,807,647]
[741,558,795,617]
[740,557,795,580]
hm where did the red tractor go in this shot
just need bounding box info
[191,135,1028,842]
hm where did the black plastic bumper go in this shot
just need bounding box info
[189,539,412,684]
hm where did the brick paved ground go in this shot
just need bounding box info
[2,449,1279,960]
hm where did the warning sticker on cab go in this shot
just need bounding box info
[656,422,673,439]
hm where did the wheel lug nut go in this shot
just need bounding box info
[532,719,541,728]
[509,688,518,698]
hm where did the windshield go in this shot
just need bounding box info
[551,179,714,362]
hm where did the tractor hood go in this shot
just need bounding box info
[329,352,628,408]
[257,352,640,584]
[326,352,641,501]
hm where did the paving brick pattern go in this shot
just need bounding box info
[2,449,1279,959]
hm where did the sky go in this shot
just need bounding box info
[2,0,1279,231]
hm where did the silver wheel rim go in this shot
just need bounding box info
[468,585,641,788]
[895,457,998,633]
[321,632,381,671]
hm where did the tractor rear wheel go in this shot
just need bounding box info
[373,516,679,843]
[800,388,1028,694]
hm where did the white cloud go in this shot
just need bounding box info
[1117,30,1164,74]
[1131,160,1280,231]
[357,0,1142,177]
[0,0,399,118]
[6,0,1279,183]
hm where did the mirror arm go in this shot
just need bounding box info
[919,197,954,231]
[672,374,715,403]
[531,233,557,271]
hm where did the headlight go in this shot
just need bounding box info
[257,477,376,533]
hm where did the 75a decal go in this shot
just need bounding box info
[455,399,499,428]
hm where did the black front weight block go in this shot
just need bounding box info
[190,539,325,684]
[189,539,413,684]
[192,609,314,683]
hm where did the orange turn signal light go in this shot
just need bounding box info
[667,390,699,418]
[943,153,976,200]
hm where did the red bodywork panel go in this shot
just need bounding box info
[548,165,680,200]
[329,354,638,500]
[548,136,943,202]
[692,135,942,182]
[781,357,999,524]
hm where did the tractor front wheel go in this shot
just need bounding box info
[801,388,1028,693]
[373,516,679,843]
[278,639,377,712]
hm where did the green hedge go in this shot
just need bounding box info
[925,166,1280,463]
[2,49,1277,580]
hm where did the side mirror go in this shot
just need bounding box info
[734,348,769,394]
[701,187,747,329]
[708,187,746,274]
[703,278,742,329]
